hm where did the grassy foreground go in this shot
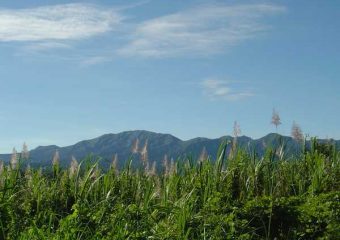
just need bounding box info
[0,139,339,239]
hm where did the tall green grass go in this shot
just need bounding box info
[0,139,339,239]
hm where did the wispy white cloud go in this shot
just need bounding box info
[201,79,254,101]
[0,3,285,62]
[22,42,71,52]
[0,3,123,42]
[79,56,112,67]
[118,4,285,58]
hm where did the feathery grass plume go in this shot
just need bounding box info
[0,160,3,187]
[52,150,60,168]
[131,138,140,154]
[148,161,157,176]
[233,121,241,139]
[21,142,29,160]
[154,177,161,197]
[276,144,285,161]
[90,165,100,180]
[111,153,119,174]
[163,154,169,176]
[291,121,303,143]
[10,147,18,169]
[25,164,32,183]
[144,161,150,174]
[52,150,60,177]
[271,108,282,132]
[231,121,241,157]
[69,156,79,177]
[140,139,149,169]
[199,146,208,163]
[169,158,176,175]
[0,160,3,176]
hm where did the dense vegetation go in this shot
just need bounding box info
[0,138,339,239]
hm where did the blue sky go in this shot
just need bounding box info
[0,0,339,153]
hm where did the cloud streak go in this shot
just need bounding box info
[118,4,285,58]
[0,3,123,42]
[22,42,71,52]
[80,56,112,67]
[201,79,254,101]
[0,3,286,62]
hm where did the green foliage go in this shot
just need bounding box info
[0,141,339,239]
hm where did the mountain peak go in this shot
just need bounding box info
[0,130,338,167]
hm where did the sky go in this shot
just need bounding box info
[0,0,339,153]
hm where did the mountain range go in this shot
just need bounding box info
[0,130,339,168]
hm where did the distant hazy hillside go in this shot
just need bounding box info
[0,130,339,168]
